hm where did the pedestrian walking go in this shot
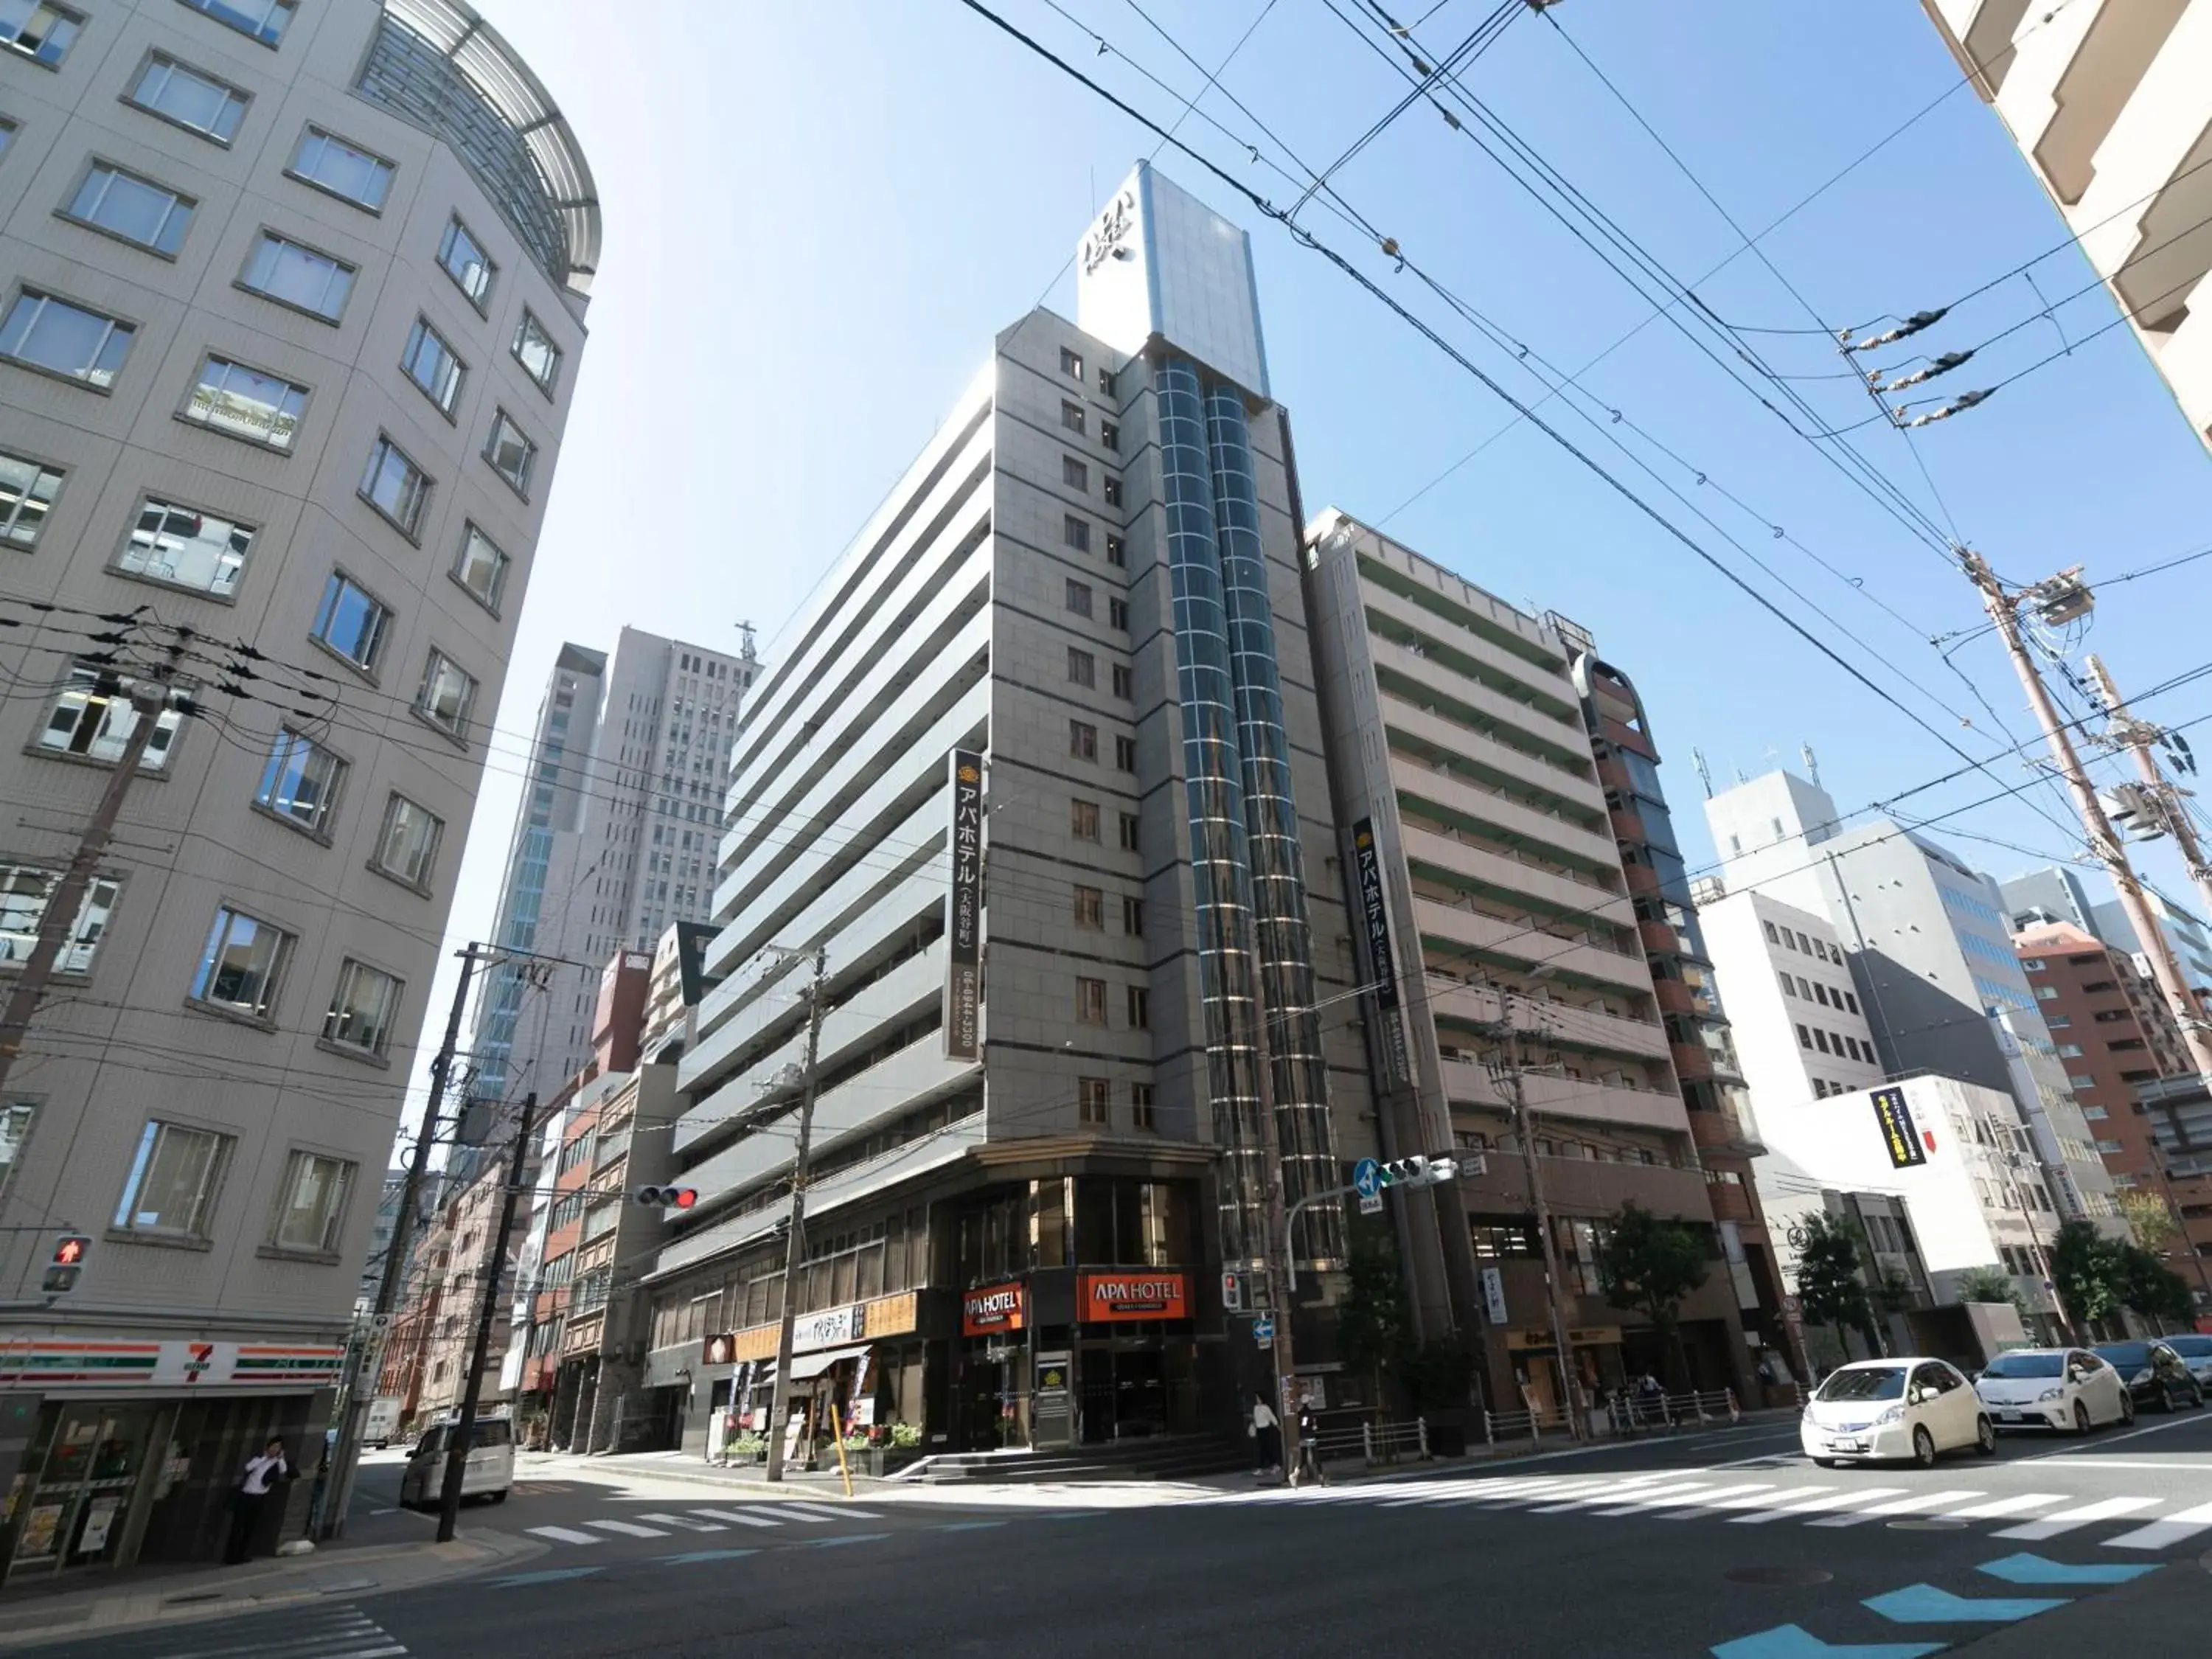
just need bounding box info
[1250,1391,1281,1481]
[223,1436,291,1565]
[1290,1398,1326,1487]
[1635,1371,1665,1431]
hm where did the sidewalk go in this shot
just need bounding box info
[0,1528,544,1649]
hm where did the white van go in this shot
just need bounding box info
[399,1413,515,1507]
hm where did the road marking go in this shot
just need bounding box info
[1978,1551,2160,1585]
[2024,1414,2205,1458]
[1592,1482,1724,1515]
[636,1512,726,1531]
[1863,1584,2065,1624]
[1994,1495,2160,1539]
[1938,1494,2066,1520]
[783,1501,883,1520]
[1808,1490,1983,1528]
[932,1520,1006,1532]
[2103,1500,2212,1551]
[659,1548,762,1565]
[1711,1623,1944,1658]
[801,1531,891,1548]
[741,1504,830,1524]
[524,1526,604,1545]
[1380,1476,1565,1507]
[1655,1484,1775,1516]
[490,1566,604,1587]
[1730,1488,1902,1524]
[690,1508,784,1528]
[1525,1477,1683,1512]
[584,1518,673,1538]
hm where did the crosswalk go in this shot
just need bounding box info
[1215,1468,2212,1551]
[524,1500,883,1548]
[27,1606,408,1659]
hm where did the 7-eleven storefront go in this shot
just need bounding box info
[0,1338,343,1585]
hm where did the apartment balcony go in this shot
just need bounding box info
[1402,824,1630,931]
[1706,1180,1756,1226]
[1369,633,1592,774]
[1688,1102,1766,1159]
[1638,918,1680,956]
[1414,897,1654,997]
[1609,807,1648,847]
[1624,863,1660,897]
[1439,1057,1688,1135]
[1379,700,1605,827]
[1652,979,1696,1018]
[1671,1040,1714,1083]
[1362,581,1583,723]
[1425,976,1669,1062]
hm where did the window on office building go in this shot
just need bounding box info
[1079,1077,1109,1126]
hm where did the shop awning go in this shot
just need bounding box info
[788,1344,869,1381]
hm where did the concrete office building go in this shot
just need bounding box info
[1304,512,1756,1413]
[466,627,755,1153]
[2001,862,2212,994]
[1756,1149,1936,1365]
[1701,890,1889,1107]
[1924,0,2212,456]
[1755,1074,2065,1333]
[1706,772,2124,1238]
[0,0,594,1579]
[639,164,1372,1459]
[2014,919,2212,1281]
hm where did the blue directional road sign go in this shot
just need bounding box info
[1252,1314,1275,1346]
[1352,1158,1380,1200]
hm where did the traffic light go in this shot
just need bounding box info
[42,1234,89,1295]
[1377,1155,1459,1191]
[633,1186,698,1209]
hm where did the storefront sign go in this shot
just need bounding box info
[1503,1325,1622,1352]
[1079,1272,1189,1322]
[0,1341,343,1391]
[1350,820,1411,1085]
[1033,1352,1071,1400]
[961,1282,1026,1338]
[943,748,984,1060]
[702,1333,737,1366]
[790,1305,864,1352]
[1480,1266,1509,1327]
[1870,1086,1930,1169]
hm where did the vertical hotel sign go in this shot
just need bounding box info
[1352,818,1411,1086]
[944,749,984,1060]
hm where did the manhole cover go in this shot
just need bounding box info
[1889,1517,1969,1531]
[1725,1567,1834,1587]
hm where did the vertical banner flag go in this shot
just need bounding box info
[1352,818,1411,1085]
[945,748,984,1059]
[1869,1086,1929,1170]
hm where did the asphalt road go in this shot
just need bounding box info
[29,1406,2212,1658]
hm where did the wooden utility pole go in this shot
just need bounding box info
[1486,1032,1581,1436]
[0,678,179,1095]
[2084,653,2212,983]
[1964,554,2212,1077]
[765,946,829,1484]
[437,1091,538,1542]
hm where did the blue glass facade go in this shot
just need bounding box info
[1158,358,1340,1267]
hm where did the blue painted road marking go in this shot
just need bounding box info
[1863,1585,2067,1624]
[931,1520,1006,1533]
[489,1566,605,1588]
[660,1548,762,1565]
[1710,1626,1945,1659]
[801,1531,892,1548]
[1978,1552,2160,1587]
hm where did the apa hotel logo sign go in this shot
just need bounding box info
[1081,186,1138,276]
[1079,1272,1188,1322]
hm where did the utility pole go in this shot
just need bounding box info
[764,947,829,1484]
[1252,996,1305,1473]
[1964,553,2212,1078]
[1487,1026,1582,1436]
[321,942,485,1540]
[2084,653,2212,981]
[0,677,183,1096]
[438,1091,537,1543]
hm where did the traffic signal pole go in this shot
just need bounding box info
[765,947,828,1484]
[438,1091,538,1543]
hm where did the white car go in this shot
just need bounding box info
[1972,1346,2134,1434]
[1801,1357,1995,1468]
[2165,1334,2212,1389]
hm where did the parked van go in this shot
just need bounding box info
[399,1413,514,1507]
[364,1397,403,1449]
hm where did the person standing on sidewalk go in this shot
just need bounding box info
[224,1437,291,1565]
[1249,1391,1281,1481]
[1290,1398,1326,1487]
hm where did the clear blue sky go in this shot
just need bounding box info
[402,0,2212,1140]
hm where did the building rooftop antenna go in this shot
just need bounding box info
[737,620,758,662]
[1691,747,1713,799]
[1801,742,1820,788]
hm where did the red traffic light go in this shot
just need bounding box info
[671,1187,698,1209]
[52,1234,88,1267]
[633,1186,699,1209]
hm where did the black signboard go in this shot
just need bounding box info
[1870,1086,1927,1169]
[1351,818,1411,1085]
[944,749,984,1060]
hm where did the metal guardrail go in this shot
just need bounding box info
[1481,1388,1744,1446]
[1308,1418,1433,1467]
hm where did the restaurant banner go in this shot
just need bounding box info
[944,749,984,1060]
[1078,1272,1189,1323]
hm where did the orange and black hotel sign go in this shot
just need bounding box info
[1078,1272,1189,1323]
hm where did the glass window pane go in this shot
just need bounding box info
[374,793,441,887]
[439,217,493,307]
[512,310,560,392]
[311,572,387,670]
[116,1121,226,1235]
[39,667,180,770]
[0,449,65,544]
[271,1150,349,1251]
[288,127,392,209]
[66,164,193,254]
[0,2,82,66]
[178,0,293,47]
[129,55,248,142]
[324,959,400,1054]
[184,355,305,450]
[359,438,427,534]
[401,318,463,414]
[452,524,507,612]
[240,233,353,320]
[192,905,291,1018]
[0,864,117,973]
[0,291,133,387]
[254,729,343,834]
[117,496,253,596]
[484,411,535,495]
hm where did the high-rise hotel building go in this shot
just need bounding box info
[0,0,594,1576]
[643,166,1374,1455]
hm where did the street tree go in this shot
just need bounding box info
[2117,1243,2194,1331]
[1335,1211,1411,1416]
[1790,1211,1879,1366]
[2117,1189,2180,1253]
[2049,1220,2126,1339]
[1952,1265,2028,1318]
[1598,1200,1709,1386]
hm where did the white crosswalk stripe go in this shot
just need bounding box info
[1941,1492,2066,1520]
[742,1504,830,1523]
[585,1518,672,1537]
[692,1507,785,1528]
[37,1607,410,1658]
[1728,1487,1895,1523]
[1994,1495,2160,1539]
[525,1525,604,1545]
[1655,1484,1776,1517]
[635,1512,726,1531]
[2104,1500,2212,1551]
[1590,1482,1724,1516]
[1806,1489,1985,1527]
[784,1501,883,1520]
